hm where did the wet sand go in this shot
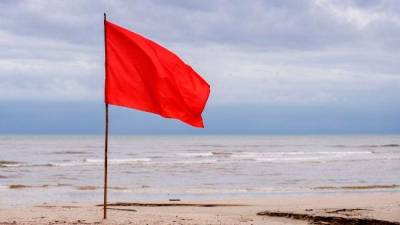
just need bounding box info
[0,192,399,225]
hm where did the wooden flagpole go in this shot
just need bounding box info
[103,13,109,220]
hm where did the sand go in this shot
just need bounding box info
[0,192,399,225]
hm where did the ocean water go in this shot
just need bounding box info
[0,135,399,205]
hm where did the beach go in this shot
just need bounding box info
[1,135,399,224]
[2,0,400,223]
[1,192,400,224]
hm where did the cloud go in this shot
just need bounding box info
[0,0,399,105]
[314,0,400,29]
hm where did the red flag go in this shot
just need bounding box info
[104,20,210,128]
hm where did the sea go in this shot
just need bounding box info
[0,135,399,205]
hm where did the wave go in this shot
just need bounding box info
[51,151,87,155]
[1,160,77,168]
[183,144,229,148]
[0,157,249,168]
[231,151,371,157]
[51,158,152,167]
[211,151,233,156]
[173,150,377,163]
[255,157,322,162]
[330,144,400,148]
[313,184,400,190]
[177,152,213,157]
[84,158,151,163]
[363,144,400,148]
[0,160,21,167]
[172,159,218,164]
[183,144,287,148]
[0,163,54,168]
[1,148,393,169]
[177,151,233,157]
[228,151,374,163]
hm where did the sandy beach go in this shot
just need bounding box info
[1,192,399,225]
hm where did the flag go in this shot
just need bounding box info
[104,20,210,128]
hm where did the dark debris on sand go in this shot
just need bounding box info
[257,210,400,225]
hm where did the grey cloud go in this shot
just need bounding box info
[0,0,399,105]
[1,0,399,50]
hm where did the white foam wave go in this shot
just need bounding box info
[230,151,373,162]
[177,152,213,157]
[172,159,218,164]
[255,157,321,162]
[85,158,151,164]
[52,158,151,167]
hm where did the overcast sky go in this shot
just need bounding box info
[1,0,399,133]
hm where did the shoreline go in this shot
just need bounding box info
[1,192,399,225]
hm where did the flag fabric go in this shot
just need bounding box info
[104,20,210,128]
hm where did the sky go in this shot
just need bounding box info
[0,0,399,134]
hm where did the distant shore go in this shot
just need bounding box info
[1,192,399,225]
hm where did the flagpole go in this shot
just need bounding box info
[103,103,109,219]
[103,12,109,220]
